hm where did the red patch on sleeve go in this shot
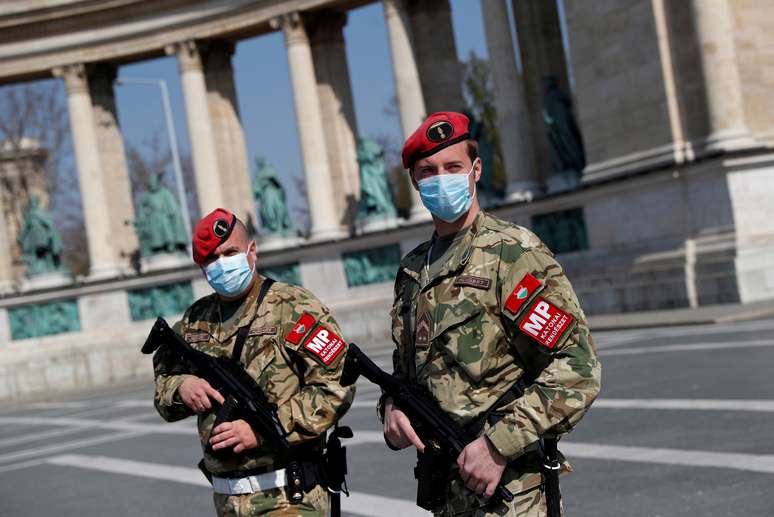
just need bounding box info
[505,273,541,315]
[285,313,317,345]
[518,297,574,349]
[303,325,345,365]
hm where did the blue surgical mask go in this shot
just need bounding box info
[204,252,254,297]
[417,160,478,222]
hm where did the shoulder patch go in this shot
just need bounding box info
[518,297,574,349]
[285,313,317,345]
[505,273,542,315]
[249,325,277,337]
[184,332,210,344]
[302,325,345,365]
[454,275,491,290]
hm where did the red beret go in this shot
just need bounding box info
[192,208,236,265]
[401,111,471,169]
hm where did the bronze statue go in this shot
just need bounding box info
[18,195,63,275]
[543,76,586,177]
[252,158,295,236]
[133,172,188,256]
[357,137,396,220]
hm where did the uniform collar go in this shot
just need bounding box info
[211,274,267,343]
[400,211,487,283]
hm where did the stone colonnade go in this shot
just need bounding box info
[5,0,556,282]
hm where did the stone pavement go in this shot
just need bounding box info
[588,298,774,331]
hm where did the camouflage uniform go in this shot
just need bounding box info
[154,276,355,516]
[387,211,601,516]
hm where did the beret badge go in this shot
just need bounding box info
[427,121,454,143]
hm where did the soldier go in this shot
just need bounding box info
[381,112,601,516]
[153,208,355,516]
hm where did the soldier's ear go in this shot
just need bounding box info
[472,158,482,183]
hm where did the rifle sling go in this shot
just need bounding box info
[231,278,274,363]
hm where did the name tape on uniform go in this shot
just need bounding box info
[285,313,317,345]
[518,297,574,349]
[505,273,542,315]
[184,332,210,343]
[303,325,345,365]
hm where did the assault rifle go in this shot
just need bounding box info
[340,343,515,509]
[142,317,290,453]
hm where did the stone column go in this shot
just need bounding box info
[482,0,540,201]
[88,63,138,268]
[689,0,754,152]
[201,41,256,226]
[166,41,225,215]
[511,0,571,185]
[54,64,121,279]
[307,10,361,227]
[383,0,429,220]
[272,13,345,241]
[0,194,15,293]
[407,0,466,114]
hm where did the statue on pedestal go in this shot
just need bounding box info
[543,76,586,178]
[357,137,396,221]
[252,158,295,236]
[132,172,188,256]
[18,195,63,276]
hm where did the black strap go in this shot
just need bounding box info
[231,278,275,363]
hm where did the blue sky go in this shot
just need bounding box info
[114,0,490,218]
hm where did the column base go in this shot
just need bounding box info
[257,233,304,252]
[308,225,348,243]
[355,215,401,234]
[505,181,542,203]
[700,128,759,154]
[407,204,432,222]
[21,271,72,291]
[0,280,16,296]
[85,264,123,283]
[545,172,582,195]
[140,253,190,273]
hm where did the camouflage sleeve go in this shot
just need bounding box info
[377,273,408,423]
[485,245,601,460]
[276,288,355,444]
[152,318,195,422]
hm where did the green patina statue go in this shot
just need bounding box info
[18,195,64,276]
[357,137,396,221]
[543,76,586,177]
[252,158,295,236]
[467,113,503,207]
[133,172,188,256]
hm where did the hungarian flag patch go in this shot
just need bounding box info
[518,297,574,349]
[303,325,345,365]
[505,273,542,315]
[285,313,317,345]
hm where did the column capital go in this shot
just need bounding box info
[52,63,88,94]
[165,40,203,72]
[306,9,348,47]
[270,12,308,47]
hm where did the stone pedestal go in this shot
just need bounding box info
[53,63,121,280]
[272,13,346,241]
[167,41,226,214]
[202,41,256,225]
[78,290,131,331]
[355,216,400,234]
